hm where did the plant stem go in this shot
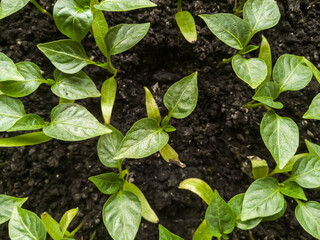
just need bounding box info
[233,0,238,12]
[30,0,53,19]
[89,231,96,240]
[244,102,263,109]
[234,0,247,15]
[177,0,182,12]
[0,161,10,168]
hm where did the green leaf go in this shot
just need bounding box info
[175,11,197,43]
[89,173,123,194]
[304,93,320,120]
[101,77,117,125]
[205,190,235,238]
[0,95,25,131]
[252,82,283,109]
[164,72,198,119]
[7,114,45,132]
[232,55,267,89]
[94,0,157,11]
[228,193,262,230]
[0,52,24,81]
[123,181,159,223]
[103,191,141,240]
[60,208,78,235]
[280,181,307,200]
[43,103,111,141]
[303,58,320,83]
[243,0,280,34]
[0,0,29,19]
[0,195,28,224]
[192,220,213,240]
[115,118,169,159]
[295,201,320,239]
[260,110,299,169]
[273,54,313,93]
[238,45,259,55]
[241,178,285,221]
[305,139,320,157]
[179,178,214,205]
[262,200,287,222]
[106,23,150,56]
[290,155,320,188]
[9,206,46,240]
[272,153,307,174]
[144,87,161,124]
[38,40,92,74]
[159,224,183,240]
[54,0,93,42]
[249,156,269,179]
[0,131,52,147]
[258,35,272,84]
[199,14,251,50]
[41,212,64,240]
[159,144,186,168]
[51,69,100,100]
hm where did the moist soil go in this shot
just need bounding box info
[1,0,320,239]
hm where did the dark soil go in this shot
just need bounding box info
[1,0,320,239]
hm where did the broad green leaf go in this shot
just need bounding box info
[89,173,123,194]
[0,95,25,131]
[103,191,141,240]
[0,132,52,147]
[243,0,280,34]
[38,40,93,74]
[123,181,159,223]
[290,155,320,188]
[115,118,169,159]
[0,52,24,81]
[0,195,27,224]
[175,11,197,43]
[106,23,150,56]
[144,87,161,123]
[199,14,251,50]
[279,181,307,200]
[262,200,287,222]
[260,110,299,169]
[241,178,285,221]
[159,224,183,240]
[258,36,272,84]
[43,103,111,141]
[101,77,117,125]
[94,0,157,11]
[305,139,320,157]
[228,193,262,230]
[54,0,93,42]
[238,45,259,55]
[60,208,78,235]
[98,126,124,168]
[192,220,213,240]
[295,201,320,239]
[41,212,64,240]
[0,0,29,19]
[304,93,320,120]
[179,178,214,205]
[252,82,283,109]
[7,114,45,132]
[232,55,267,89]
[273,54,313,93]
[249,156,269,179]
[272,153,307,174]
[51,69,100,100]
[164,72,198,119]
[205,190,235,238]
[9,206,46,240]
[304,58,320,83]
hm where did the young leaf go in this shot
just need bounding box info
[273,54,313,93]
[258,35,272,84]
[9,206,46,240]
[0,195,28,224]
[192,220,213,240]
[249,156,269,179]
[123,181,159,223]
[7,114,45,132]
[43,103,111,141]
[0,132,52,147]
[89,173,123,194]
[295,201,320,239]
[241,178,285,221]
[0,52,24,81]
[144,87,161,124]
[103,191,141,240]
[0,0,29,20]
[303,58,320,83]
[0,95,26,131]
[164,72,198,119]
[159,144,186,168]
[54,0,93,42]
[106,23,150,56]
[304,93,320,120]
[252,82,283,109]
[199,14,251,50]
[179,178,214,205]
[115,118,169,159]
[243,0,280,34]
[232,55,267,89]
[51,69,100,100]
[159,224,183,240]
[260,110,299,169]
[272,153,307,174]
[175,11,197,43]
[101,77,117,125]
[305,139,320,157]
[41,212,64,240]
[94,0,157,11]
[205,190,235,238]
[279,182,307,201]
[60,208,79,236]
[238,45,259,55]
[38,40,93,74]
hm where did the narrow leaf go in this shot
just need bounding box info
[94,0,157,11]
[238,45,259,55]
[160,144,186,168]
[303,58,320,83]
[144,87,161,123]
[7,114,45,132]
[41,212,64,240]
[0,132,52,147]
[159,224,183,240]
[89,173,123,194]
[192,220,213,240]
[304,93,320,120]
[60,208,79,235]
[0,195,28,224]
[175,11,197,43]
[101,77,117,125]
[0,95,26,131]
[258,35,272,84]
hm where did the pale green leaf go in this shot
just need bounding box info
[0,95,25,131]
[94,0,157,11]
[60,208,78,235]
[159,224,183,240]
[89,173,123,194]
[252,82,283,109]
[0,195,28,224]
[144,87,161,124]
[192,220,213,240]
[41,212,64,240]
[0,0,29,19]
[0,52,24,81]
[279,181,307,200]
[0,132,52,147]
[258,35,272,84]
[304,93,320,120]
[7,114,45,132]
[303,58,320,83]
[262,200,287,222]
[305,139,320,157]
[101,77,117,125]
[272,153,307,174]
[175,11,197,43]
[238,45,259,55]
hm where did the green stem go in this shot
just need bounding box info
[0,161,11,168]
[118,161,123,179]
[244,102,263,109]
[177,0,182,12]
[233,0,238,12]
[234,0,247,15]
[89,231,96,240]
[30,0,53,19]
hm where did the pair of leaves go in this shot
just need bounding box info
[0,0,29,19]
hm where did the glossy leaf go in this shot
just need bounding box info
[60,208,78,235]
[144,87,161,124]
[0,0,29,19]
[273,54,313,93]
[305,139,320,157]
[238,45,259,55]
[54,0,93,42]
[106,23,150,56]
[192,220,213,240]
[279,181,307,200]
[159,224,183,240]
[175,11,197,43]
[115,118,169,159]
[241,178,285,221]
[160,143,186,167]
[0,52,24,81]
[0,132,52,147]
[199,14,251,50]
[38,40,92,74]
[43,103,111,141]
[164,72,198,119]
[262,200,287,222]
[304,93,320,120]
[7,114,45,132]
[272,153,307,174]
[103,191,141,240]
[249,156,269,179]
[304,58,320,83]
[260,110,299,169]
[0,95,25,131]
[94,0,157,11]
[0,195,27,224]
[258,35,272,83]
[101,77,116,124]
[41,212,64,240]
[89,173,123,194]
[232,55,267,89]
[252,82,283,109]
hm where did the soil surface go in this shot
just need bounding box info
[1,0,320,239]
